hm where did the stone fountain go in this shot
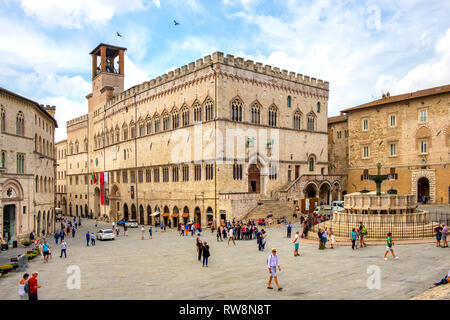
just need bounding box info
[311,162,434,240]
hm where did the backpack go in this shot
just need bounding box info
[24,281,30,293]
[361,226,367,234]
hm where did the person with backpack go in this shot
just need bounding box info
[42,240,51,263]
[435,224,443,247]
[91,232,96,246]
[384,232,399,260]
[359,222,367,248]
[85,231,90,247]
[148,226,153,239]
[19,273,29,300]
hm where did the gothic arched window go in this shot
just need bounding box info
[293,111,301,130]
[181,106,190,127]
[251,102,261,124]
[204,98,214,121]
[193,101,202,123]
[231,98,243,122]
[16,111,24,135]
[268,105,278,127]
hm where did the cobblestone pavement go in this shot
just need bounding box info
[0,219,448,300]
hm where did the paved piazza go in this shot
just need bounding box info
[0,219,448,300]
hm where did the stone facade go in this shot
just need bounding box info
[328,114,348,178]
[336,85,450,204]
[0,87,57,243]
[55,139,67,216]
[56,43,342,227]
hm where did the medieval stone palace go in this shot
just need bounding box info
[55,43,345,227]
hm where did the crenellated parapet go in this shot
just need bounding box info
[67,114,88,128]
[104,52,329,109]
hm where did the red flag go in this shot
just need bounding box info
[100,172,105,205]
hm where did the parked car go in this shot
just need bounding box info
[96,229,115,241]
[127,220,139,228]
[331,200,345,212]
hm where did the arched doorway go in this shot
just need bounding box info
[248,164,260,193]
[109,185,120,221]
[94,187,101,217]
[61,197,67,216]
[418,177,430,203]
[154,205,161,225]
[331,182,341,201]
[206,207,213,226]
[172,206,179,227]
[123,203,129,220]
[319,182,331,205]
[85,205,88,218]
[182,206,189,224]
[75,205,79,217]
[131,204,137,220]
[147,205,152,225]
[2,205,16,245]
[304,183,318,198]
[194,207,201,226]
[42,211,46,236]
[139,205,144,225]
[163,206,170,226]
[69,203,72,216]
[80,204,83,217]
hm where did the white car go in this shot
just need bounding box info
[96,229,115,241]
[127,220,139,228]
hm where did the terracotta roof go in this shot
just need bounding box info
[328,114,347,124]
[0,86,58,127]
[341,84,450,113]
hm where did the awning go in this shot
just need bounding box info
[151,212,160,217]
[162,213,169,217]
[172,213,179,218]
[182,213,189,218]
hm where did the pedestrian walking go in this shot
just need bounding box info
[286,222,292,238]
[91,232,96,246]
[42,240,50,263]
[148,226,153,239]
[112,221,115,230]
[196,237,203,262]
[216,227,222,242]
[72,226,76,238]
[359,222,367,247]
[60,229,65,241]
[124,224,128,236]
[350,228,357,250]
[384,232,399,260]
[60,239,67,258]
[180,224,185,236]
[141,226,145,240]
[116,226,120,236]
[155,222,158,232]
[257,229,263,251]
[227,227,236,246]
[318,228,324,249]
[330,228,336,249]
[27,272,41,300]
[293,231,300,256]
[202,242,210,267]
[267,248,282,291]
[19,273,29,300]
[86,231,90,246]
[261,229,267,250]
[54,231,60,244]
[191,224,195,237]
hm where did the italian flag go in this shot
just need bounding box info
[91,171,97,184]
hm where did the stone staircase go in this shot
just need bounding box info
[242,199,295,222]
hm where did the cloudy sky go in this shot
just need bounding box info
[1,0,449,141]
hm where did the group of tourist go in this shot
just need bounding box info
[195,237,211,267]
[434,224,448,248]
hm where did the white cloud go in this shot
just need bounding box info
[49,96,88,142]
[376,28,450,96]
[124,56,150,90]
[228,1,450,114]
[20,0,149,29]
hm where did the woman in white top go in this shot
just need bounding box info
[19,273,29,300]
[330,228,336,249]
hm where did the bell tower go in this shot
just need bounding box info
[87,43,127,112]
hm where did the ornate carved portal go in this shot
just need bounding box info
[411,169,436,204]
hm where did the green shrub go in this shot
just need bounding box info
[22,241,31,247]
